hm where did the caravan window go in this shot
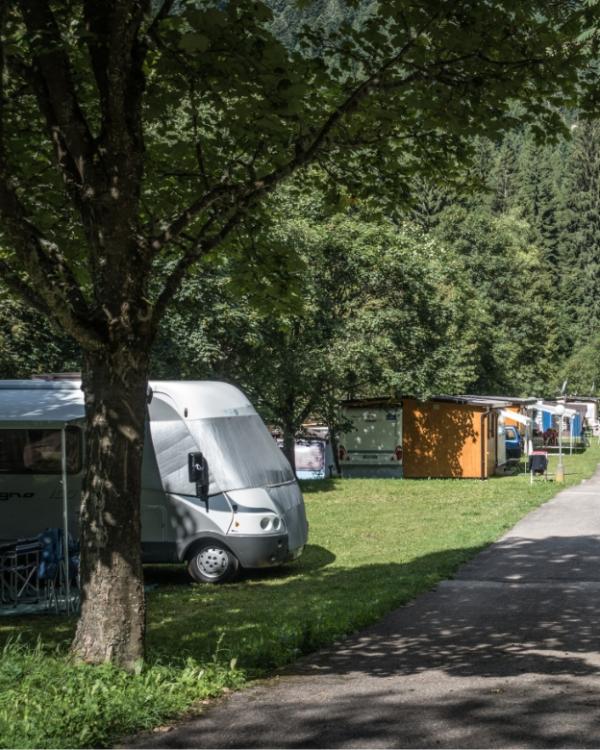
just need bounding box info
[193,415,295,491]
[0,427,82,474]
[295,441,325,472]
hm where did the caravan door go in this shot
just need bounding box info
[145,391,234,561]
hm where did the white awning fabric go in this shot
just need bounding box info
[528,401,577,418]
[0,382,84,428]
[499,409,531,426]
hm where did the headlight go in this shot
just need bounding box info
[260,516,282,531]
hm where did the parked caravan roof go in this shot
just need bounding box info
[428,395,508,408]
[150,381,256,420]
[0,380,256,425]
[342,395,518,410]
[457,395,537,405]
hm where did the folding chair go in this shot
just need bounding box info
[527,450,548,484]
[0,538,42,606]
[38,528,80,613]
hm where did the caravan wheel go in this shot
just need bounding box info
[187,542,240,584]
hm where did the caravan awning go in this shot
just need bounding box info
[499,409,531,426]
[527,401,577,418]
[0,382,84,428]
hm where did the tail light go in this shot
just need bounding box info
[395,445,403,462]
[339,445,348,461]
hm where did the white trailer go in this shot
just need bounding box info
[0,380,308,583]
[338,399,403,478]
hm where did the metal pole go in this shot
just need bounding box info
[556,414,565,482]
[61,427,71,614]
[525,416,530,477]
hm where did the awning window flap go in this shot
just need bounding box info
[499,409,530,426]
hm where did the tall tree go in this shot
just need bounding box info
[0,0,594,668]
[559,121,600,345]
[489,133,523,216]
[435,206,562,395]
[512,136,564,276]
[558,332,600,395]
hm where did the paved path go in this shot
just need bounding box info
[131,471,600,748]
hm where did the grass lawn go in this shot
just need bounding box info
[1,446,599,748]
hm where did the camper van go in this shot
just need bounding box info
[0,380,308,583]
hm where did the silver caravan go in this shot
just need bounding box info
[0,380,308,583]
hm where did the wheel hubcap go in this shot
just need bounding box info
[197,547,229,579]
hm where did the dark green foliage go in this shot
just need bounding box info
[153,188,477,447]
[559,334,600,395]
[434,206,561,396]
[0,296,80,378]
[558,122,600,343]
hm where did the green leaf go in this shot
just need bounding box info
[179,32,210,53]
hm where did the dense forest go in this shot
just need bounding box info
[1,0,599,445]
[3,121,600,437]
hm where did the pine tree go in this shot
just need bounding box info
[489,133,523,215]
[559,121,600,345]
[514,137,564,276]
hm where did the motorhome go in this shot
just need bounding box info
[0,380,308,583]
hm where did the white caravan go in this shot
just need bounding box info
[0,380,308,583]
[338,399,403,478]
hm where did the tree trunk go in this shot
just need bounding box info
[282,424,297,474]
[327,421,341,476]
[71,347,150,670]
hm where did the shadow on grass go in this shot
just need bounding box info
[298,478,337,493]
[142,545,336,589]
[144,544,488,670]
[240,544,337,582]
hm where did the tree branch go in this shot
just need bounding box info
[0,3,99,346]
[83,0,148,160]
[6,55,99,220]
[0,259,52,318]
[149,51,424,256]
[0,165,105,350]
[143,0,176,42]
[0,242,105,351]
[150,184,241,253]
[17,0,97,181]
[149,0,557,335]
[150,209,243,332]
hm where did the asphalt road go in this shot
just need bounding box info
[129,469,600,748]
